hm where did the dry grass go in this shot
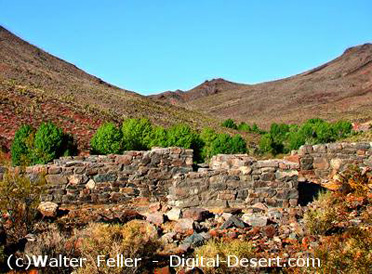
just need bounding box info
[75,220,161,274]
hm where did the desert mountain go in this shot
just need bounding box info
[152,43,372,127]
[0,26,220,151]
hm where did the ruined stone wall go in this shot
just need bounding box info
[0,142,371,209]
[292,142,372,183]
[168,155,299,208]
[24,147,193,206]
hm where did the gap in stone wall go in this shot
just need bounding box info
[297,181,327,206]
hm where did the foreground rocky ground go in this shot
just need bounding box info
[1,146,372,273]
[6,182,371,274]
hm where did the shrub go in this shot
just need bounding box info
[24,224,72,274]
[251,123,263,134]
[237,122,251,132]
[0,168,45,244]
[76,221,161,274]
[121,118,153,150]
[221,119,238,130]
[10,125,35,166]
[194,239,255,274]
[90,122,122,154]
[303,191,340,235]
[313,227,372,274]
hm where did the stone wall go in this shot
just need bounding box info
[292,142,372,183]
[25,147,193,206]
[0,142,371,209]
[168,155,300,208]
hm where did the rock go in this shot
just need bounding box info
[222,213,232,221]
[85,179,96,189]
[166,208,182,221]
[160,232,176,244]
[183,233,205,247]
[183,208,212,222]
[174,218,194,234]
[48,166,62,174]
[263,225,276,238]
[146,213,165,226]
[313,158,329,170]
[220,216,246,229]
[268,208,282,220]
[38,202,59,218]
[149,202,162,213]
[223,208,242,215]
[118,210,144,223]
[93,173,117,182]
[250,202,268,213]
[68,175,88,185]
[242,214,268,227]
[45,175,67,185]
[177,243,191,254]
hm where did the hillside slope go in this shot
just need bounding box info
[152,43,372,127]
[0,27,220,151]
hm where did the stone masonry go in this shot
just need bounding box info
[25,147,193,206]
[0,142,371,209]
[168,155,299,208]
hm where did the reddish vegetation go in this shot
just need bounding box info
[0,87,103,152]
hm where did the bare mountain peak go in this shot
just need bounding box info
[342,43,372,56]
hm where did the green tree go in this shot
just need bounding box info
[230,135,248,154]
[332,121,352,139]
[221,119,238,129]
[166,124,203,162]
[11,125,35,166]
[210,133,247,156]
[259,133,274,154]
[149,126,168,148]
[200,128,218,159]
[32,122,65,164]
[90,122,122,155]
[121,118,153,150]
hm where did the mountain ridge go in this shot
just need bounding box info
[0,27,223,151]
[151,43,372,127]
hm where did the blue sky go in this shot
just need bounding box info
[1,0,371,95]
